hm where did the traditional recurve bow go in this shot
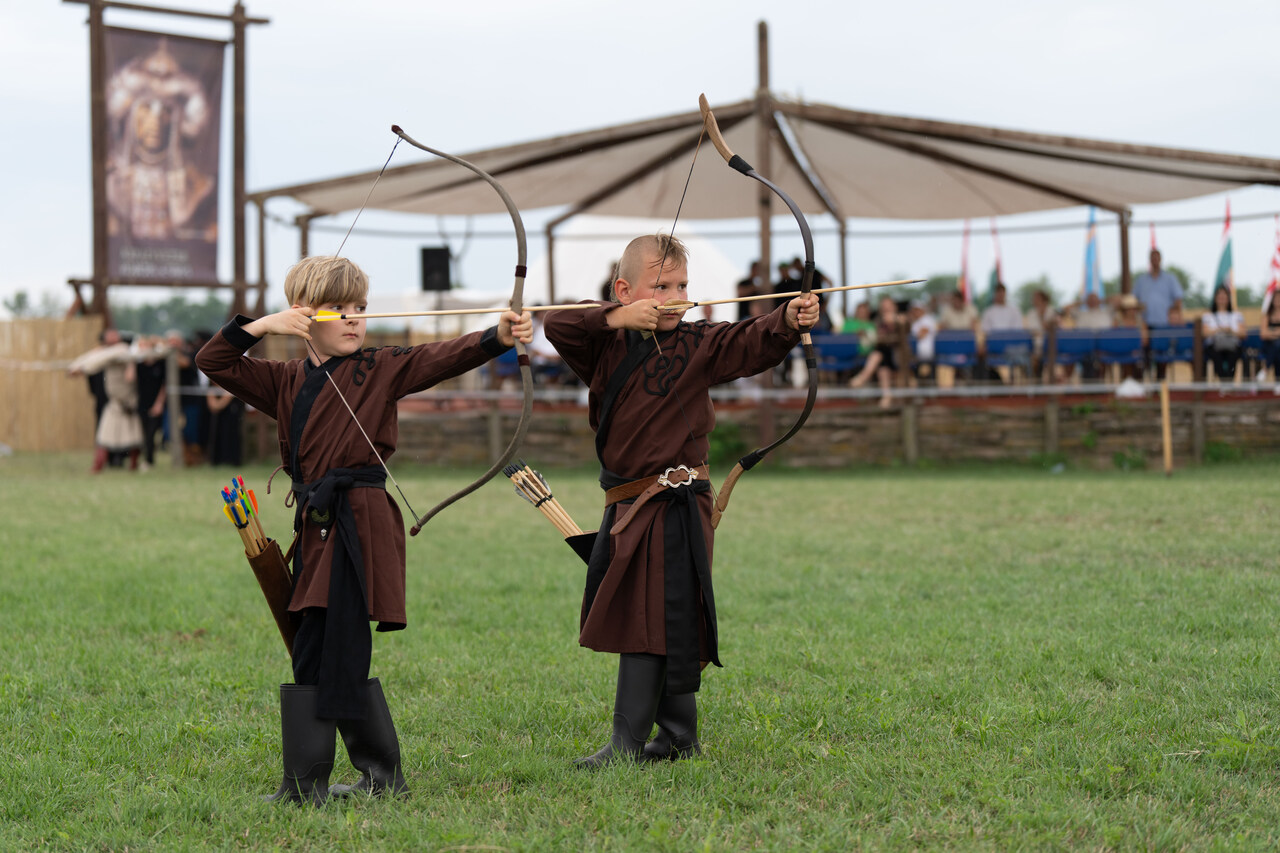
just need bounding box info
[389,125,534,535]
[306,125,534,537]
[697,94,820,528]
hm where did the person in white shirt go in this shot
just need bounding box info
[908,299,938,380]
[1200,285,1245,381]
[980,283,1023,332]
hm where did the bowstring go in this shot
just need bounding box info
[648,130,718,502]
[305,135,422,522]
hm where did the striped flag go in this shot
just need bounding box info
[1081,207,1103,299]
[1263,215,1280,316]
[1214,198,1235,307]
[986,218,1003,308]
[958,219,971,304]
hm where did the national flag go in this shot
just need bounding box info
[1214,198,1235,307]
[958,219,971,304]
[985,218,1003,309]
[1081,207,1103,299]
[1263,214,1280,316]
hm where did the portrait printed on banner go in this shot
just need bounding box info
[104,28,224,282]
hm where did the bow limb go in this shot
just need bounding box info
[698,95,820,528]
[391,125,534,536]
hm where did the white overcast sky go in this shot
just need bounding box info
[4,0,1280,319]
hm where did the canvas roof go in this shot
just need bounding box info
[250,97,1280,224]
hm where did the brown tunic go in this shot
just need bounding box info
[543,301,799,664]
[196,317,509,629]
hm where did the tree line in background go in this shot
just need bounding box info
[1,291,233,338]
[875,264,1258,313]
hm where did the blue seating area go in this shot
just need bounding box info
[810,334,866,381]
[934,330,979,370]
[984,330,1034,371]
[1149,326,1194,368]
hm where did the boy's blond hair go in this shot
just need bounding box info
[616,233,689,290]
[283,256,369,308]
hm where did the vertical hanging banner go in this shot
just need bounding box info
[103,28,224,282]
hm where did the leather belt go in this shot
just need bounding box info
[606,464,709,536]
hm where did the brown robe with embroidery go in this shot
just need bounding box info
[196,317,510,629]
[543,301,800,669]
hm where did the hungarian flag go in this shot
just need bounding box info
[958,219,971,304]
[985,218,1003,309]
[1214,199,1235,307]
[1081,207,1103,299]
[1263,215,1280,316]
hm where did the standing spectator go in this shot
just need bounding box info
[528,313,567,385]
[600,260,619,302]
[735,260,764,320]
[1133,249,1185,380]
[1200,285,1246,382]
[1132,249,1184,329]
[67,328,144,472]
[135,335,168,471]
[182,331,212,467]
[205,380,245,466]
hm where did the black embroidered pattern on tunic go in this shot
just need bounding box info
[641,321,707,397]
[350,348,378,387]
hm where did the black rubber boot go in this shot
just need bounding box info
[329,678,408,798]
[643,689,701,761]
[264,684,336,806]
[574,653,666,768]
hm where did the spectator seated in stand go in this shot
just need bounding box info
[1258,293,1280,383]
[848,295,904,409]
[1200,284,1246,382]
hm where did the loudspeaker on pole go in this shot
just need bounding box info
[420,247,451,292]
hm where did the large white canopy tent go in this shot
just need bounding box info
[248,23,1280,312]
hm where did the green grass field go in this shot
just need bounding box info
[2,452,1278,851]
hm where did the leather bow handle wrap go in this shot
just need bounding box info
[698,95,820,528]
[390,125,534,536]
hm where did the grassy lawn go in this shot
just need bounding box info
[1,452,1277,851]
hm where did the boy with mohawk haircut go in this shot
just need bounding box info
[542,234,818,766]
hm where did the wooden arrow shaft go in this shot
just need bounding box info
[317,277,923,321]
[661,278,925,312]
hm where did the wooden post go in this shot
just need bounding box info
[87,0,111,324]
[230,2,249,317]
[1191,394,1205,463]
[546,225,557,304]
[254,198,267,315]
[1160,380,1173,475]
[838,220,849,317]
[166,349,184,469]
[754,21,776,451]
[1044,397,1059,455]
[755,21,773,314]
[1118,208,1133,295]
[902,399,918,464]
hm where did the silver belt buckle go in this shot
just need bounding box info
[657,464,697,489]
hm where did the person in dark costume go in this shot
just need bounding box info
[542,234,818,767]
[196,256,531,804]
